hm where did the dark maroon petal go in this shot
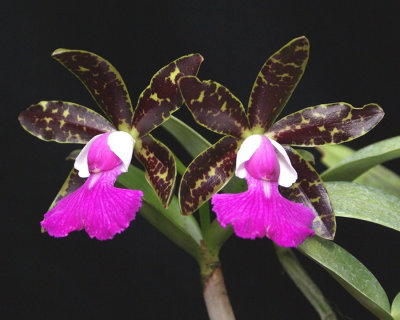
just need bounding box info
[248,36,309,131]
[48,168,85,210]
[132,54,203,137]
[179,76,249,137]
[280,147,335,240]
[52,49,133,130]
[18,101,114,143]
[134,134,176,208]
[269,103,384,146]
[179,136,240,215]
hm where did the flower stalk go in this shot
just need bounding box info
[203,264,236,320]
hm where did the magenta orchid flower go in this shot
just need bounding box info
[212,135,315,246]
[41,131,143,240]
[19,49,203,240]
[177,36,383,246]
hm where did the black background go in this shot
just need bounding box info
[2,1,400,319]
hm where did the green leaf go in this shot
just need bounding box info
[282,147,335,240]
[118,165,203,260]
[132,54,203,137]
[134,134,176,208]
[18,101,114,143]
[179,136,240,215]
[178,76,249,138]
[248,36,309,131]
[321,136,400,181]
[269,103,384,146]
[162,115,211,157]
[275,246,337,320]
[319,144,400,196]
[392,293,400,319]
[325,181,400,232]
[52,49,134,131]
[295,149,315,164]
[299,237,392,319]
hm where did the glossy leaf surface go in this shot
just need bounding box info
[19,101,114,143]
[321,136,400,181]
[134,135,176,208]
[275,246,337,319]
[248,36,309,130]
[319,144,400,196]
[52,49,133,130]
[392,293,400,319]
[269,103,384,146]
[49,168,85,210]
[132,54,203,137]
[281,147,335,239]
[179,76,249,137]
[299,237,392,320]
[179,136,239,215]
[326,182,400,233]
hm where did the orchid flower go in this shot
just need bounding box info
[178,36,383,246]
[19,49,203,239]
[41,131,143,240]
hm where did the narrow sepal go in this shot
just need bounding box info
[132,54,203,137]
[179,136,240,215]
[280,147,336,240]
[248,36,309,130]
[49,168,85,210]
[179,76,249,137]
[269,103,384,146]
[18,101,114,143]
[52,49,133,130]
[134,134,176,208]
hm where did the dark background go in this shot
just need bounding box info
[2,1,400,319]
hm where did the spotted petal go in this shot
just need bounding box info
[134,134,176,208]
[248,36,309,131]
[18,101,114,143]
[179,136,240,215]
[280,147,335,240]
[52,49,133,131]
[132,54,203,137]
[269,103,384,146]
[179,76,249,138]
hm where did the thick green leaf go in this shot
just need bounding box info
[118,166,203,260]
[132,54,203,137]
[48,168,84,210]
[392,293,400,319]
[319,144,400,196]
[18,101,114,143]
[248,36,309,131]
[275,246,337,320]
[162,115,211,157]
[134,134,176,208]
[52,49,133,131]
[269,103,384,146]
[179,136,239,215]
[325,181,400,232]
[321,136,400,181]
[282,147,335,240]
[299,237,392,319]
[179,76,249,138]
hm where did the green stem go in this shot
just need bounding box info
[199,201,211,234]
[275,245,337,320]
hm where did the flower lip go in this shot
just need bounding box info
[74,131,135,178]
[235,134,297,188]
